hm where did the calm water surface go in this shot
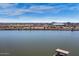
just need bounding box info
[0,30,79,56]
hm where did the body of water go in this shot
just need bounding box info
[0,30,79,56]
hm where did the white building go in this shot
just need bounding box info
[53,22,64,26]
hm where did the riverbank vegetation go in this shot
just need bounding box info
[0,22,79,31]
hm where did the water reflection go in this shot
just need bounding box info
[0,30,78,56]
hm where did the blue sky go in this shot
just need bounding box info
[0,3,79,23]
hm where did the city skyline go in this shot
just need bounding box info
[0,3,79,23]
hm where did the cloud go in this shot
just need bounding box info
[0,3,17,8]
[69,6,79,11]
[0,3,79,19]
[0,3,20,16]
[0,16,78,23]
[0,17,53,23]
[12,5,56,14]
[29,5,54,11]
[0,3,65,16]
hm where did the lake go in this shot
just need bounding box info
[0,30,79,56]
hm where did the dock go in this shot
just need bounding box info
[53,48,70,56]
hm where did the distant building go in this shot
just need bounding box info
[53,22,65,26]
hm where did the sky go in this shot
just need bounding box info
[0,3,79,23]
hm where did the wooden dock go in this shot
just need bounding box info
[53,48,69,56]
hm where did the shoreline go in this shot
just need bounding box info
[0,29,78,31]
